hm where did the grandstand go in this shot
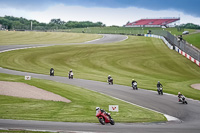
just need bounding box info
[125,18,180,28]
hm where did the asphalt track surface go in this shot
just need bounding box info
[0,34,200,133]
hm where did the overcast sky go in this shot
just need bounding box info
[0,0,200,26]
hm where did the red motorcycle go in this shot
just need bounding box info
[96,109,115,125]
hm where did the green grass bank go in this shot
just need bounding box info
[0,36,199,100]
[183,33,200,49]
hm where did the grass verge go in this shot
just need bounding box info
[183,33,200,49]
[0,31,102,45]
[0,73,166,123]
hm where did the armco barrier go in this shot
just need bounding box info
[151,30,200,62]
[145,34,173,49]
[145,34,200,67]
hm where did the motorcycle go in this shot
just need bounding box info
[132,82,138,90]
[157,87,163,95]
[178,95,188,104]
[69,72,73,79]
[96,109,115,125]
[108,78,113,85]
[50,69,54,76]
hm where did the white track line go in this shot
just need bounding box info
[0,46,48,53]
[84,35,105,43]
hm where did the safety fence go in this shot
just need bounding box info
[151,30,200,62]
[144,33,200,67]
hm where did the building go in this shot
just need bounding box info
[125,18,180,28]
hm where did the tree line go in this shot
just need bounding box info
[179,23,200,29]
[1,16,199,31]
[0,16,105,30]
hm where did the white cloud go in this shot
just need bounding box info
[0,7,30,18]
[1,4,200,26]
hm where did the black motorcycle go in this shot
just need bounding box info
[157,87,163,95]
[178,95,188,104]
[108,78,113,85]
[132,82,138,90]
[69,72,73,79]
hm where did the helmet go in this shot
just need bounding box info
[108,75,111,77]
[96,107,100,111]
[132,79,135,81]
[178,92,181,95]
[158,81,160,83]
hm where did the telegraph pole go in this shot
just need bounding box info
[31,21,32,30]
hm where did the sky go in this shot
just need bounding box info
[0,0,200,26]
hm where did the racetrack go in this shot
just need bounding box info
[0,34,200,133]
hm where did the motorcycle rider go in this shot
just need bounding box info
[108,75,113,83]
[178,92,183,101]
[157,81,163,91]
[132,79,137,89]
[178,92,183,98]
[68,69,73,79]
[108,75,112,81]
[132,79,137,85]
[50,68,54,76]
[96,107,110,118]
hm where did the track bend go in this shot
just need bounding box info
[0,34,200,133]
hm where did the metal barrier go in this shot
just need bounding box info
[151,30,200,61]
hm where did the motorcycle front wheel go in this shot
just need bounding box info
[110,119,115,125]
[99,118,105,125]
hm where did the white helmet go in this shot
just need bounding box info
[96,107,100,111]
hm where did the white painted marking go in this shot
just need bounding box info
[164,114,180,121]
[187,54,190,59]
[0,46,48,53]
[196,60,200,66]
[179,50,182,54]
[191,58,194,62]
[84,36,105,43]
[182,52,185,56]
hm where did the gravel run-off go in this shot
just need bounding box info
[191,84,200,90]
[0,81,71,103]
